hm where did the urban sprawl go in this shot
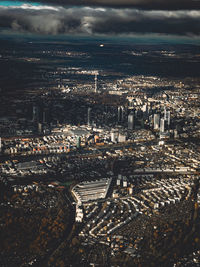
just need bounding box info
[1,69,200,266]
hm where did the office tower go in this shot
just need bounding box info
[128,111,134,130]
[164,108,167,120]
[118,106,121,122]
[160,118,165,133]
[167,111,170,126]
[164,108,170,127]
[94,72,98,93]
[118,106,124,123]
[38,123,42,134]
[77,136,81,149]
[32,105,39,122]
[87,107,91,126]
[121,106,125,122]
[154,113,160,130]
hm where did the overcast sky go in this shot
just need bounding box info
[0,0,200,42]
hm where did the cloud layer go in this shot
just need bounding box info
[24,0,200,10]
[0,5,199,37]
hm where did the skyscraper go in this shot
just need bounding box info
[87,107,91,126]
[160,118,165,133]
[121,106,125,122]
[32,105,39,122]
[118,106,121,122]
[154,113,160,130]
[167,111,170,126]
[164,108,170,127]
[94,72,98,93]
[77,136,81,149]
[128,112,134,130]
[38,123,42,134]
[164,107,167,120]
[118,106,124,123]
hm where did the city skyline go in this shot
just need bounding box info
[0,1,200,266]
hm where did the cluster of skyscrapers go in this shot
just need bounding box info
[85,104,171,143]
[153,108,170,133]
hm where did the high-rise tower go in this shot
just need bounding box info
[128,112,134,130]
[164,108,167,120]
[87,107,91,126]
[94,72,98,93]
[167,111,170,126]
[118,106,124,123]
[160,118,165,133]
[32,105,39,122]
[77,136,81,149]
[154,113,160,130]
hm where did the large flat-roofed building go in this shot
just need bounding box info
[72,178,112,204]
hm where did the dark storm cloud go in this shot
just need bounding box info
[25,0,200,10]
[0,6,200,36]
